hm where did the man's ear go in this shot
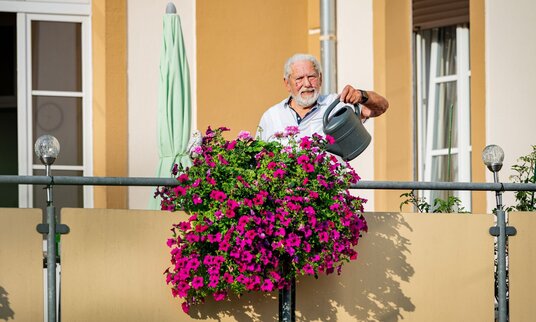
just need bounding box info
[284,77,291,93]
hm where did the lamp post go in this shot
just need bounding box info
[482,144,516,322]
[35,135,60,322]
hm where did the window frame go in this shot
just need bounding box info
[415,24,472,210]
[16,11,92,208]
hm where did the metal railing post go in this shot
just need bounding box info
[46,204,57,322]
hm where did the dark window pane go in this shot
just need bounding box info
[0,109,18,207]
[33,96,83,166]
[0,13,16,97]
[32,21,82,91]
[33,169,83,210]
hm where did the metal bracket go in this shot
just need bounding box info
[36,223,70,235]
[489,226,517,237]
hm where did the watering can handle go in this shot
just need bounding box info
[323,97,361,128]
[323,97,341,128]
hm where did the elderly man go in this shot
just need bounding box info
[257,53,389,141]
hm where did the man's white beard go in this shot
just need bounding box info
[293,88,320,108]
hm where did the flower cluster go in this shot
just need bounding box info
[156,126,367,313]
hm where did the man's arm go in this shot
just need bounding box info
[339,85,389,119]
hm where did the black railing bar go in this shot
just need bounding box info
[1,175,536,192]
[0,175,178,186]
[351,181,536,191]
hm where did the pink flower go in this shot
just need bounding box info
[273,169,286,178]
[192,146,203,155]
[300,136,312,149]
[284,126,300,136]
[319,231,329,242]
[213,291,227,301]
[325,134,336,144]
[210,190,227,202]
[238,130,252,140]
[192,276,204,289]
[177,173,189,183]
[302,264,314,275]
[297,155,310,165]
[223,272,234,283]
[302,163,315,173]
[227,140,237,150]
[192,194,202,205]
[173,186,187,196]
[261,278,274,291]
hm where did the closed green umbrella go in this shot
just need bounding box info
[150,3,192,209]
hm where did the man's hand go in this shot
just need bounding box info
[339,85,363,105]
[339,85,389,120]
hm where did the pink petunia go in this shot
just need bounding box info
[302,264,315,275]
[297,155,310,165]
[284,126,300,136]
[192,194,203,205]
[238,130,252,140]
[273,169,286,178]
[260,278,274,292]
[192,276,204,289]
[181,302,190,314]
[213,291,227,301]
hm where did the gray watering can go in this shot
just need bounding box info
[323,97,371,161]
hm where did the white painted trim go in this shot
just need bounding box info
[430,147,460,156]
[456,25,472,208]
[16,13,30,207]
[25,14,35,206]
[423,29,438,202]
[32,90,83,97]
[32,164,85,171]
[0,1,90,16]
[16,12,92,208]
[81,15,93,207]
[434,74,458,83]
[415,32,425,183]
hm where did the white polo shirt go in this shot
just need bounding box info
[257,94,343,142]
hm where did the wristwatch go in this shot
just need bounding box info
[359,90,369,104]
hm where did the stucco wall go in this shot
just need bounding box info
[338,0,376,209]
[486,0,536,210]
[59,209,495,321]
[127,0,196,209]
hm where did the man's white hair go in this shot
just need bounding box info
[283,54,323,80]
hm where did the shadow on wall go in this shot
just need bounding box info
[187,212,415,321]
[0,286,15,321]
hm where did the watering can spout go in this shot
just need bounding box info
[322,98,371,161]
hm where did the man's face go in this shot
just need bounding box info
[285,60,322,108]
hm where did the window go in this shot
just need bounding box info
[415,24,471,209]
[0,3,92,209]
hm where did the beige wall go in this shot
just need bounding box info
[509,212,536,321]
[485,0,536,211]
[196,0,309,139]
[0,209,43,321]
[470,0,487,214]
[373,0,414,211]
[92,0,128,208]
[58,209,496,321]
